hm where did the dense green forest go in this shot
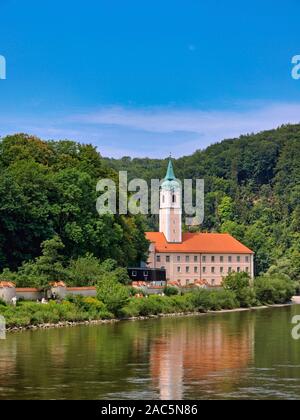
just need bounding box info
[0,134,149,282]
[106,124,300,278]
[0,124,299,285]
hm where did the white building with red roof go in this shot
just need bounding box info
[146,160,254,287]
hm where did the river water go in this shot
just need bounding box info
[1,306,300,400]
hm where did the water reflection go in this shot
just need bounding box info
[0,307,300,400]
[150,313,255,399]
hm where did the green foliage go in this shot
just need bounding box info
[0,274,297,329]
[112,267,131,285]
[97,274,130,316]
[218,196,234,223]
[266,255,300,281]
[186,288,239,311]
[163,286,179,296]
[223,272,256,308]
[0,299,112,328]
[254,275,296,305]
[6,235,66,287]
[0,298,7,306]
[127,287,145,297]
[0,134,149,273]
[122,289,239,318]
[66,254,103,286]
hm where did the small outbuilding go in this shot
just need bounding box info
[0,281,16,303]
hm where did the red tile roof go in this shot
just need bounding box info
[194,279,209,286]
[146,232,254,254]
[0,281,15,288]
[168,281,181,287]
[49,281,66,288]
[132,281,147,287]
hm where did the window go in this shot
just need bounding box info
[237,267,241,273]
[202,256,206,263]
[177,266,181,273]
[177,256,181,262]
[143,271,149,277]
[186,279,190,286]
[132,271,137,277]
[211,256,215,263]
[194,266,198,273]
[228,256,232,263]
[166,256,170,263]
[220,256,224,263]
[156,255,161,263]
[246,267,249,273]
[245,256,249,263]
[194,256,198,262]
[203,267,206,273]
[211,279,215,286]
[220,267,224,274]
[186,266,190,273]
[211,267,215,274]
[186,256,190,263]
[237,256,241,263]
[161,266,165,270]
[172,194,176,203]
[228,267,232,273]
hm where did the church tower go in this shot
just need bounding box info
[159,159,182,243]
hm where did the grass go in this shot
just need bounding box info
[0,276,296,329]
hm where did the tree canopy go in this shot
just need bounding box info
[0,134,149,273]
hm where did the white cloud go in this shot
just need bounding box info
[1,102,300,158]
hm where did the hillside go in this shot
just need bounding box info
[0,134,149,272]
[106,124,300,276]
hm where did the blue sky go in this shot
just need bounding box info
[0,0,300,157]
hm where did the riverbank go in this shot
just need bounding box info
[1,276,297,333]
[5,302,295,334]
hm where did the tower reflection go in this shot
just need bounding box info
[150,315,255,399]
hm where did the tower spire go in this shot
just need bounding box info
[165,158,176,181]
[160,158,182,243]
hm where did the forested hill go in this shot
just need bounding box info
[0,125,299,280]
[0,134,149,273]
[106,124,300,277]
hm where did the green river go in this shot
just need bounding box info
[1,305,300,400]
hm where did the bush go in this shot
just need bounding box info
[0,298,7,306]
[223,272,256,307]
[0,296,113,328]
[254,275,296,305]
[186,289,239,311]
[207,290,239,310]
[163,286,179,296]
[97,275,129,316]
[127,287,145,297]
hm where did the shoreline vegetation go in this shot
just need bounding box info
[1,272,297,333]
[5,303,295,334]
